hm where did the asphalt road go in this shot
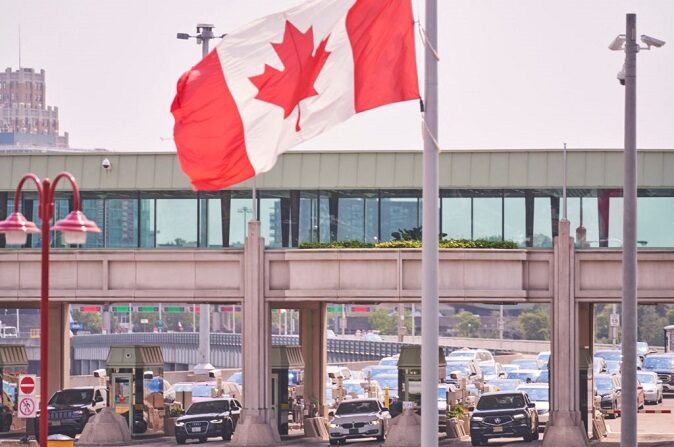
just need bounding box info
[604,392,674,442]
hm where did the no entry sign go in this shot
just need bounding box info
[19,374,36,396]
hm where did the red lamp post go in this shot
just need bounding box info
[0,172,100,446]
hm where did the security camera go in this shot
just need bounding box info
[641,35,666,49]
[208,369,223,379]
[608,35,626,51]
[93,369,107,378]
[101,158,112,170]
[616,68,626,86]
[143,370,154,379]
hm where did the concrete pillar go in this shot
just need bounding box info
[543,220,589,447]
[47,302,70,395]
[212,309,223,332]
[577,302,594,438]
[102,307,111,334]
[231,221,281,446]
[299,304,327,416]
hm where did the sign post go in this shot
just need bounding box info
[17,374,38,419]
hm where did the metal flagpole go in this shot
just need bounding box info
[421,0,439,445]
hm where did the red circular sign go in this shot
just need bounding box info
[19,376,35,395]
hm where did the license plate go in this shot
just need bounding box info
[349,428,359,435]
[50,421,61,426]
[493,426,503,433]
[191,427,202,432]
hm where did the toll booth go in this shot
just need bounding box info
[271,346,304,436]
[665,325,674,353]
[397,345,446,407]
[106,345,164,436]
[0,345,28,433]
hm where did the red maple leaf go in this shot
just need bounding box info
[249,20,331,132]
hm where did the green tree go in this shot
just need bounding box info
[637,306,667,347]
[72,310,102,333]
[455,311,480,338]
[666,306,674,326]
[518,307,550,340]
[368,308,412,336]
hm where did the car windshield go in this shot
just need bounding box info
[336,401,379,415]
[476,394,525,411]
[507,371,539,382]
[481,364,496,374]
[511,360,538,369]
[486,380,521,392]
[636,342,649,355]
[595,351,622,361]
[519,388,549,402]
[187,400,229,415]
[49,389,93,405]
[637,373,656,384]
[379,358,397,366]
[448,351,475,359]
[595,377,615,392]
[643,357,674,370]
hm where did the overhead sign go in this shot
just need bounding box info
[19,374,36,396]
[18,396,38,418]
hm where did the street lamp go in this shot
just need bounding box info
[176,24,226,59]
[0,172,100,446]
[609,15,665,447]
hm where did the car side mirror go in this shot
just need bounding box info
[468,406,475,412]
[96,396,104,403]
[328,411,335,417]
[527,402,536,408]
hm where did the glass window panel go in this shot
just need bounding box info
[504,197,525,246]
[533,197,553,247]
[139,199,155,248]
[380,197,419,241]
[156,199,197,247]
[105,198,138,248]
[230,198,253,248]
[206,199,223,247]
[81,199,104,248]
[260,198,283,247]
[319,195,330,243]
[608,197,623,247]
[568,197,599,248]
[299,193,319,244]
[442,197,471,239]
[637,197,674,247]
[337,197,366,241]
[365,197,379,243]
[473,197,502,240]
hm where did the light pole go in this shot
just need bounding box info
[0,172,100,447]
[178,23,225,376]
[609,15,665,447]
[238,206,252,237]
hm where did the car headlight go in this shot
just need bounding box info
[329,423,338,429]
[370,420,380,425]
[210,419,223,424]
[513,413,525,420]
[537,409,548,415]
[175,421,185,427]
[73,410,83,415]
[472,416,484,422]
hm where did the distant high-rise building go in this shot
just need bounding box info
[0,67,69,147]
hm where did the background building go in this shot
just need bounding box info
[0,67,69,148]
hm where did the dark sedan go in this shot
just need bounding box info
[469,392,539,446]
[175,398,238,444]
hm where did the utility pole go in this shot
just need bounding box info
[397,304,405,342]
[609,15,665,447]
[177,23,226,375]
[421,0,439,445]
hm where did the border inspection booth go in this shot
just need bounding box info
[397,345,446,408]
[271,346,305,435]
[0,345,28,433]
[106,345,165,436]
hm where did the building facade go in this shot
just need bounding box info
[0,67,69,148]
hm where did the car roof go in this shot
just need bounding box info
[646,353,674,358]
[516,383,549,389]
[479,391,525,397]
[337,398,379,404]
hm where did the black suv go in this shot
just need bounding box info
[469,391,539,446]
[642,354,674,393]
[175,398,240,444]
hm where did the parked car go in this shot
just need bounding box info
[175,398,239,443]
[328,398,390,445]
[445,359,482,383]
[642,354,674,392]
[502,364,521,374]
[447,348,495,364]
[637,371,664,404]
[516,383,550,430]
[595,373,622,418]
[510,359,539,370]
[536,351,551,369]
[469,392,539,446]
[593,357,608,375]
[506,369,541,384]
[480,362,507,381]
[378,356,398,367]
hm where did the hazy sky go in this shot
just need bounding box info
[1,0,673,151]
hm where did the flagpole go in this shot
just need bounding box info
[421,0,439,446]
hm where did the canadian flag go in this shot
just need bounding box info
[171,0,420,191]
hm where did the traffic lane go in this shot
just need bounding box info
[604,393,674,437]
